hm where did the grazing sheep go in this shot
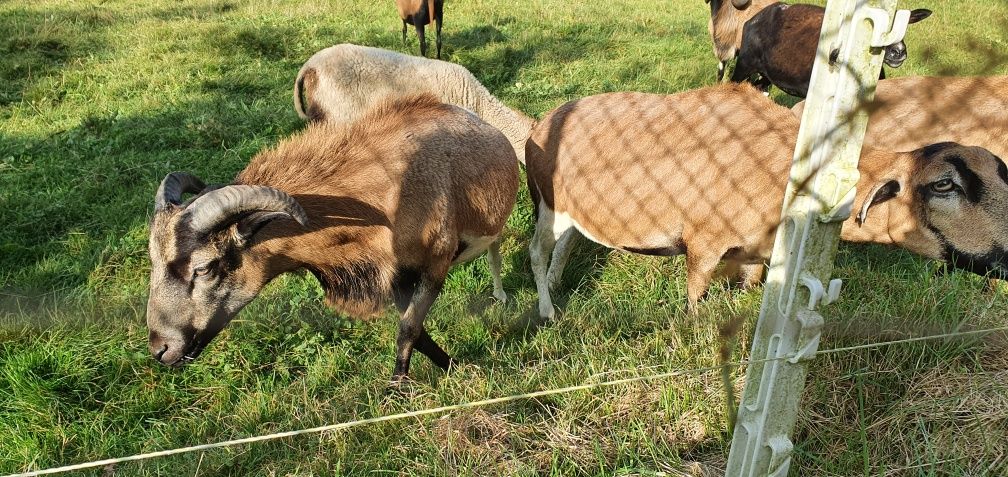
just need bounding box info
[792,75,1008,158]
[294,43,535,165]
[146,94,520,381]
[526,83,1008,317]
[731,4,932,97]
[396,0,444,58]
[706,0,778,81]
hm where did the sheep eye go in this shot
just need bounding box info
[931,179,955,193]
[193,264,213,277]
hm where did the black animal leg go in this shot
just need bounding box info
[402,19,408,45]
[392,272,450,379]
[435,3,443,59]
[414,18,427,57]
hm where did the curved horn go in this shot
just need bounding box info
[731,0,752,8]
[155,172,206,210]
[185,185,308,234]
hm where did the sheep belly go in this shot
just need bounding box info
[452,234,499,264]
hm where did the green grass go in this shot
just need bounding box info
[2,0,1007,475]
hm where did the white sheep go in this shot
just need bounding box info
[294,43,534,164]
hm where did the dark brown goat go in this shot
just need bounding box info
[731,4,932,97]
[145,94,519,381]
[396,0,444,58]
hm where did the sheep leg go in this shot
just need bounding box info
[717,61,726,82]
[729,54,755,84]
[739,263,765,288]
[414,17,427,57]
[718,261,766,289]
[547,228,580,291]
[530,207,565,319]
[392,270,451,379]
[402,19,408,45]
[685,252,720,313]
[488,239,507,302]
[433,2,441,58]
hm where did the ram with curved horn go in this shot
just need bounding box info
[146,94,519,382]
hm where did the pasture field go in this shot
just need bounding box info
[2,0,1008,475]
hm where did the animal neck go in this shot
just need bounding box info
[250,199,396,317]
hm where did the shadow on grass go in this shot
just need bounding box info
[0,5,114,107]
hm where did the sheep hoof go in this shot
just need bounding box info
[539,303,556,320]
[386,374,417,394]
[493,289,508,303]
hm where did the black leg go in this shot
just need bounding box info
[729,55,754,84]
[414,328,453,370]
[402,19,407,45]
[391,273,448,379]
[414,18,426,57]
[435,4,442,59]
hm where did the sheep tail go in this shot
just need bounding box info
[293,66,311,121]
[293,66,323,122]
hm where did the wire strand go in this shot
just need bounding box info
[6,324,1007,477]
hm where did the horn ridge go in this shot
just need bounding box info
[186,185,309,234]
[155,172,206,210]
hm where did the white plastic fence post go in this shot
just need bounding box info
[725,0,909,475]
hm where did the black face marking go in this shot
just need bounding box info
[944,155,985,203]
[624,239,687,257]
[167,216,202,281]
[924,221,1008,280]
[921,142,958,157]
[944,248,1008,280]
[995,156,1008,186]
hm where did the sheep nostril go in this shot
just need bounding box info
[154,344,168,362]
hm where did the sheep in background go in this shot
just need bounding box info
[294,43,535,165]
[792,75,1008,158]
[731,4,932,97]
[706,0,778,81]
[396,0,444,58]
[525,83,1008,318]
[146,94,519,381]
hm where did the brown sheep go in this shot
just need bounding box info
[706,0,778,81]
[525,83,1008,317]
[396,0,443,58]
[792,75,1008,158]
[146,94,519,381]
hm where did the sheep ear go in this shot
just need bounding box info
[856,180,901,226]
[907,9,932,23]
[234,211,298,247]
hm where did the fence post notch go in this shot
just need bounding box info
[725,1,909,475]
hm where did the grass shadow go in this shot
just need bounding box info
[0,6,113,107]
